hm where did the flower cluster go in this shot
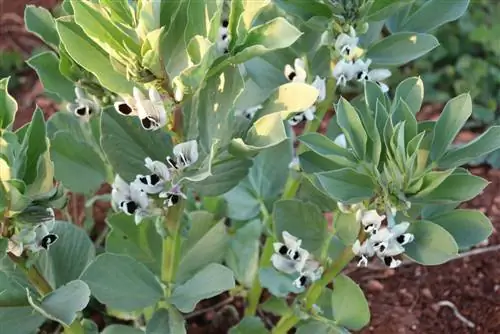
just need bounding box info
[283,58,326,126]
[7,209,58,256]
[111,140,198,224]
[114,87,168,131]
[271,231,324,289]
[340,203,415,268]
[332,27,391,92]
[68,87,100,121]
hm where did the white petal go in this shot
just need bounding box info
[173,140,199,167]
[311,76,326,102]
[304,107,315,121]
[378,82,389,93]
[334,133,347,148]
[360,210,385,228]
[370,227,393,244]
[284,64,295,81]
[294,248,310,273]
[7,240,23,256]
[357,255,368,267]
[271,254,297,274]
[112,175,130,195]
[294,59,307,82]
[133,87,146,103]
[75,87,87,100]
[368,69,391,81]
[144,157,171,181]
[130,183,150,209]
[391,222,410,237]
[282,231,301,250]
[134,209,148,225]
[352,239,362,254]
[273,242,286,254]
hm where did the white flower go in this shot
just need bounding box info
[68,87,100,121]
[311,76,326,102]
[8,228,36,256]
[167,140,199,170]
[114,96,137,117]
[354,59,392,93]
[358,209,386,234]
[159,184,187,207]
[288,113,305,126]
[216,25,230,54]
[272,231,323,288]
[332,59,358,86]
[237,105,262,120]
[111,175,150,224]
[334,133,347,148]
[133,87,168,131]
[9,222,59,254]
[284,58,307,83]
[134,157,171,194]
[28,222,58,252]
[335,27,359,58]
[371,222,414,257]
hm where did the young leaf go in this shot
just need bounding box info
[146,308,186,334]
[0,77,18,130]
[438,126,500,168]
[430,94,472,161]
[298,133,357,168]
[331,274,370,330]
[273,199,327,256]
[398,0,469,33]
[259,82,319,119]
[316,168,376,204]
[102,325,144,334]
[336,98,367,159]
[24,5,60,49]
[366,32,439,66]
[431,210,493,250]
[27,280,91,326]
[81,254,163,312]
[392,77,424,115]
[171,263,235,313]
[405,220,458,265]
[56,17,134,94]
[365,0,413,21]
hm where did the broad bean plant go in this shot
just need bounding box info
[1,0,498,333]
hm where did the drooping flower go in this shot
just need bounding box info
[111,175,150,224]
[332,59,359,87]
[29,222,59,252]
[216,19,230,54]
[166,140,199,170]
[354,59,392,93]
[335,26,359,58]
[114,96,137,117]
[271,231,323,289]
[134,157,171,194]
[67,87,100,121]
[133,87,168,131]
[358,209,386,234]
[284,58,307,83]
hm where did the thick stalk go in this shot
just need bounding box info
[161,201,185,296]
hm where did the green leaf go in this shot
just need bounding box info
[0,77,18,130]
[366,0,413,21]
[273,199,327,256]
[273,0,332,21]
[176,217,229,283]
[81,254,163,312]
[27,52,76,102]
[71,0,139,56]
[226,18,302,65]
[225,220,261,287]
[431,210,493,250]
[331,274,370,330]
[230,112,287,158]
[259,82,319,119]
[24,5,59,49]
[366,32,439,66]
[334,212,360,246]
[364,81,386,113]
[56,17,134,94]
[229,316,269,334]
[36,221,95,288]
[259,267,302,297]
[101,110,172,181]
[410,169,453,197]
[299,133,357,168]
[146,308,186,334]
[171,263,235,313]
[431,94,472,161]
[297,321,348,334]
[105,214,162,276]
[260,296,290,316]
[102,325,144,334]
[316,169,376,204]
[393,77,424,115]
[336,97,367,159]
[438,126,500,168]
[224,179,260,221]
[50,131,107,194]
[405,221,458,265]
[399,0,469,33]
[27,280,90,326]
[100,0,135,27]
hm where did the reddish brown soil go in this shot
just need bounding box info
[3,2,500,334]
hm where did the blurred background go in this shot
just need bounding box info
[1,1,499,333]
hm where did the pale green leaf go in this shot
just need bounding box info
[331,274,370,330]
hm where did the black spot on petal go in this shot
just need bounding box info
[75,106,87,116]
[124,201,138,214]
[292,251,300,261]
[221,33,228,40]
[222,19,229,28]
[278,245,288,255]
[396,235,405,244]
[141,117,153,129]
[298,275,307,287]
[139,176,148,184]
[40,234,58,249]
[287,72,297,81]
[150,174,160,185]
[117,103,133,115]
[379,245,386,252]
[166,156,178,169]
[357,72,364,80]
[383,256,393,266]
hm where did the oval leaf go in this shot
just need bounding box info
[331,274,370,330]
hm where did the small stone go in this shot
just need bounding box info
[422,288,433,299]
[366,279,384,292]
[411,324,417,331]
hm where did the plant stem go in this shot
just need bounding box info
[63,320,84,334]
[161,201,185,297]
